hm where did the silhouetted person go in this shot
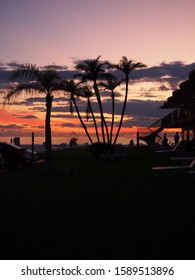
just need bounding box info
[129,139,134,146]
[174,132,180,145]
[162,133,168,147]
[69,137,78,148]
[69,138,73,148]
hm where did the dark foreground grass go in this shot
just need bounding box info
[0,146,195,260]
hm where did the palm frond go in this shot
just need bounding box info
[82,86,93,98]
[10,63,39,82]
[99,78,120,91]
[73,72,92,83]
[74,56,108,82]
[4,82,43,103]
[63,80,78,93]
[130,62,147,71]
[113,56,146,75]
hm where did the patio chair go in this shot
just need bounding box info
[155,141,181,154]
[188,170,195,180]
[170,156,195,166]
[152,158,195,180]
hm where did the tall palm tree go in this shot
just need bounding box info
[63,80,94,145]
[74,56,112,144]
[99,78,120,145]
[4,63,64,159]
[112,56,146,145]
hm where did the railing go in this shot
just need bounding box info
[161,104,195,128]
[138,118,163,138]
[137,98,195,146]
[137,124,163,146]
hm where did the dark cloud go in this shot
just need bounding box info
[26,96,67,103]
[6,61,22,69]
[121,115,160,128]
[49,98,171,128]
[0,124,23,129]
[3,100,32,106]
[0,60,194,131]
[81,98,169,118]
[99,90,122,98]
[4,61,69,71]
[158,85,170,91]
[42,64,69,70]
[26,97,45,103]
[28,106,45,111]
[0,64,7,71]
[51,106,70,113]
[12,114,39,119]
[0,70,12,83]
[124,100,171,118]
[129,61,195,90]
[58,122,80,128]
[1,60,194,89]
[51,114,73,118]
[58,70,78,79]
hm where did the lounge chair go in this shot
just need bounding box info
[155,141,180,154]
[188,170,195,180]
[170,156,195,166]
[152,158,195,180]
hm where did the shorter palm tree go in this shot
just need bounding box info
[74,56,112,144]
[99,77,121,145]
[112,56,146,145]
[4,63,65,159]
[63,80,94,145]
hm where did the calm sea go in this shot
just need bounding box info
[0,134,137,146]
[0,136,71,152]
[0,136,67,145]
[0,135,138,152]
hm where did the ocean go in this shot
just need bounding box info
[0,136,70,153]
[0,135,139,153]
[0,134,137,147]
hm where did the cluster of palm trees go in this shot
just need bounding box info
[4,56,146,159]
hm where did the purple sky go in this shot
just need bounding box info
[0,0,195,144]
[1,0,195,67]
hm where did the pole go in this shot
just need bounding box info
[32,132,34,163]
[136,130,139,147]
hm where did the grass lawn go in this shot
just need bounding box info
[0,146,195,260]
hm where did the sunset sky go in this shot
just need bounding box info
[0,0,195,145]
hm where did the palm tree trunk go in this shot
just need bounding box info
[45,94,53,159]
[93,82,109,144]
[113,76,129,145]
[88,98,100,143]
[109,91,115,145]
[72,96,94,145]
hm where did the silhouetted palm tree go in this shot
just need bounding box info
[112,56,146,145]
[99,78,120,145]
[4,63,64,159]
[74,56,112,144]
[82,86,100,143]
[63,80,94,145]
